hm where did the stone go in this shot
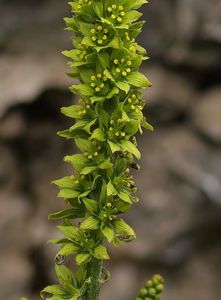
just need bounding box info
[0,0,72,117]
[0,192,31,252]
[143,66,197,123]
[0,252,33,300]
[192,87,221,144]
[0,110,26,139]
[123,127,221,261]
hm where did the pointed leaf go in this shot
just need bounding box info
[120,140,141,159]
[80,216,99,230]
[102,226,115,243]
[55,264,74,287]
[126,72,151,88]
[91,128,105,141]
[75,253,91,265]
[40,285,67,299]
[83,199,99,213]
[116,81,130,94]
[58,189,80,199]
[93,244,110,260]
[114,219,136,238]
[107,181,117,196]
[61,105,81,119]
[48,208,85,220]
[108,141,121,153]
[57,225,79,241]
[57,243,79,256]
[64,154,88,171]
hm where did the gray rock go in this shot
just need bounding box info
[0,0,72,116]
[0,252,33,299]
[0,110,26,139]
[192,87,221,144]
[0,192,31,252]
[124,127,221,261]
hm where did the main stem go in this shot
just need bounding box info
[83,258,102,300]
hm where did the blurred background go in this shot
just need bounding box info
[0,0,221,299]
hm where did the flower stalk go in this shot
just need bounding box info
[23,0,158,299]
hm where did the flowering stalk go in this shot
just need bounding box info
[24,0,156,299]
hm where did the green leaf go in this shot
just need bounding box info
[108,140,121,153]
[103,69,114,81]
[78,21,92,36]
[83,198,99,213]
[141,118,154,131]
[91,128,105,141]
[126,72,152,88]
[99,159,112,170]
[61,105,81,118]
[128,0,148,10]
[55,264,74,287]
[94,1,103,17]
[57,129,74,139]
[118,191,132,203]
[124,119,140,135]
[48,208,85,220]
[116,81,130,94]
[75,253,91,265]
[20,298,29,300]
[64,154,88,171]
[120,140,141,159]
[74,137,90,152]
[102,226,115,243]
[115,201,131,213]
[93,244,110,260]
[57,243,79,256]
[108,36,120,48]
[57,225,79,241]
[114,219,136,238]
[107,181,117,196]
[80,216,99,230]
[52,176,75,189]
[81,166,97,175]
[70,84,93,96]
[40,285,67,299]
[123,11,143,24]
[97,52,110,68]
[58,189,80,199]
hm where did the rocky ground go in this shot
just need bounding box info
[0,0,221,299]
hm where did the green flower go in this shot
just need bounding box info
[103,1,144,27]
[69,0,92,13]
[81,188,135,245]
[50,224,110,265]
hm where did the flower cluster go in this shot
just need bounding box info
[90,25,110,46]
[39,0,156,299]
[136,274,165,300]
[107,4,126,24]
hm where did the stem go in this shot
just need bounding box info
[83,258,102,300]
